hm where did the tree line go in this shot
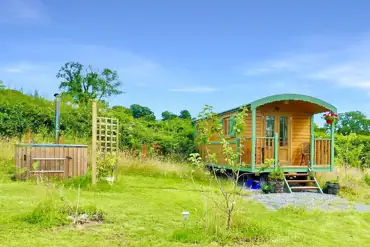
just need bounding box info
[0,61,195,159]
[2,61,370,163]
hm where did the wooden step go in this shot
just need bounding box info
[285,173,308,177]
[287,180,314,183]
[290,186,319,190]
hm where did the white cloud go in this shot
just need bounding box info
[169,86,218,93]
[1,62,41,73]
[0,0,46,23]
[241,36,370,90]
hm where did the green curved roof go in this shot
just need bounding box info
[217,93,337,116]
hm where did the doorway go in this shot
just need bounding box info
[264,114,291,165]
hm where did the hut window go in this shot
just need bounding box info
[279,116,288,146]
[223,117,230,137]
[265,116,275,138]
[265,116,275,147]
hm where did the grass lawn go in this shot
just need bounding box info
[1,145,370,247]
[2,168,370,247]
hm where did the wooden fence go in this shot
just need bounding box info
[15,144,88,180]
[315,139,331,165]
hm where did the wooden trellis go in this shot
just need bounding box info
[91,101,120,184]
[96,117,119,153]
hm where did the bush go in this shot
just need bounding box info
[21,198,104,228]
[0,89,195,159]
[364,174,370,186]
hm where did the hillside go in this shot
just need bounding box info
[0,89,194,159]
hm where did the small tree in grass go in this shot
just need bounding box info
[189,105,248,230]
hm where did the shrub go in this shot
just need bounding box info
[21,198,105,228]
[268,168,284,181]
[364,174,370,186]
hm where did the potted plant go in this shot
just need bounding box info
[268,168,285,193]
[325,179,340,195]
[323,111,338,125]
[261,184,272,194]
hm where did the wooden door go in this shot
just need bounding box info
[263,114,291,165]
[277,116,290,165]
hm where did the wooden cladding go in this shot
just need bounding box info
[315,139,331,165]
[15,144,88,180]
[198,143,237,165]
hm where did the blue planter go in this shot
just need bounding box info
[246,180,261,189]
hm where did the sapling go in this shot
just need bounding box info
[189,105,248,230]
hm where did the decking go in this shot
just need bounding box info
[200,134,333,173]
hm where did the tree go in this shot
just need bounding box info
[189,105,248,230]
[130,104,155,121]
[56,62,122,103]
[0,80,5,90]
[161,111,177,120]
[179,110,191,119]
[334,111,370,135]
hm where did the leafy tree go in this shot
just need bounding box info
[334,111,370,135]
[179,110,191,119]
[335,133,364,169]
[161,111,177,120]
[56,61,122,103]
[0,80,5,90]
[130,104,155,121]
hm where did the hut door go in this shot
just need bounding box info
[277,116,290,165]
[264,114,291,165]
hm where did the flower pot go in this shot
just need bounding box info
[326,182,339,195]
[269,180,284,193]
[326,119,333,125]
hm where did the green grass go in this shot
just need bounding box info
[2,143,370,246]
[2,171,370,246]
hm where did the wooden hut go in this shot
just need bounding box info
[196,94,336,174]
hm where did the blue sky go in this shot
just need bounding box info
[2,0,370,123]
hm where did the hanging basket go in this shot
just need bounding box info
[323,112,338,125]
[326,119,333,125]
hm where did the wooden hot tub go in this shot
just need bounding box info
[15,143,88,180]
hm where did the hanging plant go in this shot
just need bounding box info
[323,111,338,125]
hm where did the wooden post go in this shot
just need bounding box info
[26,129,31,143]
[330,122,335,172]
[251,108,256,170]
[274,132,279,169]
[92,101,97,185]
[310,115,315,169]
[142,143,147,159]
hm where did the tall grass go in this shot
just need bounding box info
[117,151,205,180]
[317,166,370,204]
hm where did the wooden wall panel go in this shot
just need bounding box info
[291,113,311,165]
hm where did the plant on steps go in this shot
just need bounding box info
[268,168,284,193]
